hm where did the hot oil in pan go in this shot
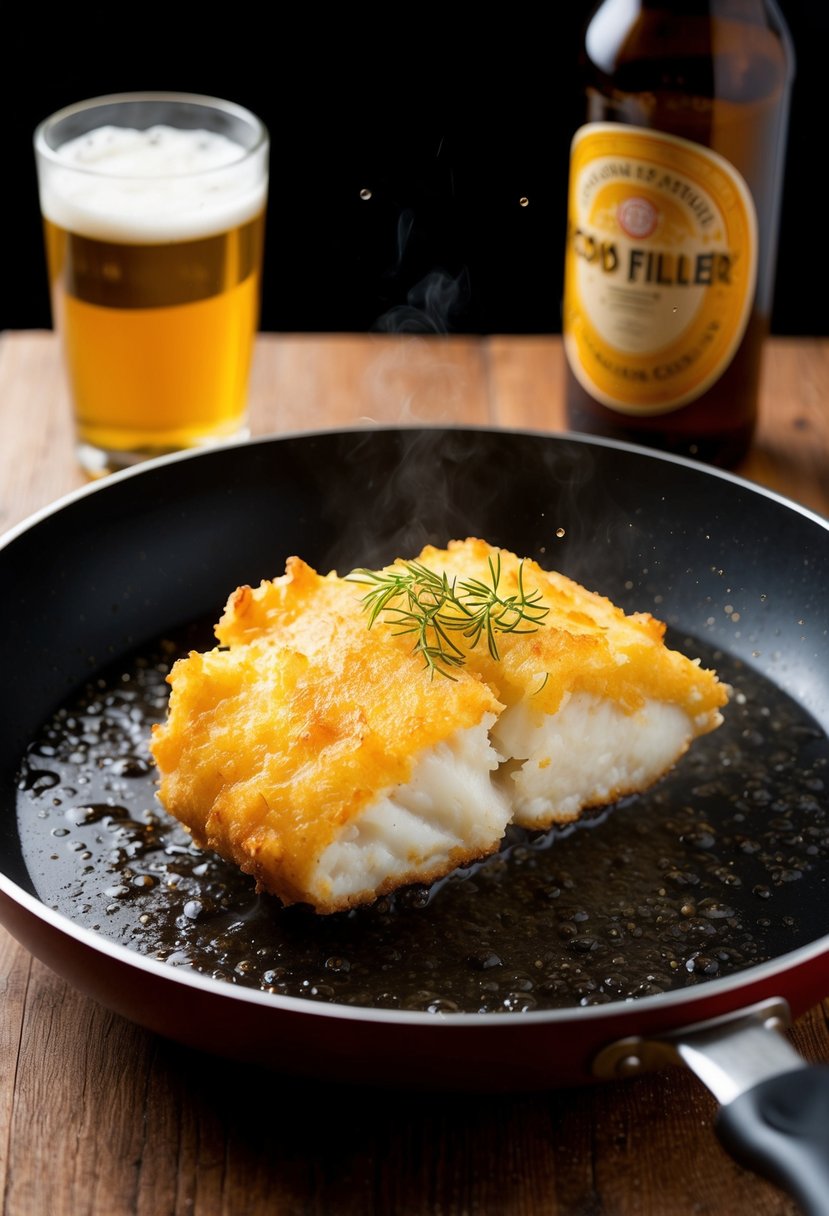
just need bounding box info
[15,623,829,1013]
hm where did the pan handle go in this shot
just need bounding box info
[592,998,829,1216]
[715,1065,829,1216]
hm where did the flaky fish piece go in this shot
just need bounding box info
[392,538,729,828]
[150,557,510,914]
[150,537,729,915]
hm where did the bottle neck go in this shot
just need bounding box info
[584,0,794,90]
[586,0,792,30]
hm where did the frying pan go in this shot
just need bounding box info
[2,426,829,1213]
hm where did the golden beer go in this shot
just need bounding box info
[34,95,269,476]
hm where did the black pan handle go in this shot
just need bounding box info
[715,1066,829,1216]
[592,997,829,1215]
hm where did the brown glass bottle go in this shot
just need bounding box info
[562,0,794,467]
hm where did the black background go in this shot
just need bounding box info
[5,3,827,337]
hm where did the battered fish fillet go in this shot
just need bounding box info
[409,539,728,828]
[150,558,511,914]
[149,538,728,914]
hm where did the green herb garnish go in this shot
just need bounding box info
[347,555,549,679]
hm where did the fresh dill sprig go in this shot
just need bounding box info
[451,554,549,658]
[347,555,549,678]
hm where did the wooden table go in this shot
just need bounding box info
[1,329,827,1216]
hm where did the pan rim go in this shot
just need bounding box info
[1,424,827,557]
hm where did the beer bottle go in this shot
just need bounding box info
[561,0,795,467]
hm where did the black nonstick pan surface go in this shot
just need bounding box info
[2,427,828,1209]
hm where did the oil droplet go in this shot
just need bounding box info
[19,769,60,794]
[519,197,529,207]
[555,527,566,539]
[359,188,372,201]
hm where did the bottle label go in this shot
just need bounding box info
[563,123,758,415]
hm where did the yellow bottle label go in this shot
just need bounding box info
[563,123,757,415]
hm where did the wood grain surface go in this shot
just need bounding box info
[1,329,827,1216]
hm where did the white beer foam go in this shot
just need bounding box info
[38,125,268,243]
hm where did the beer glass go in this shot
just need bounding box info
[34,93,269,477]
